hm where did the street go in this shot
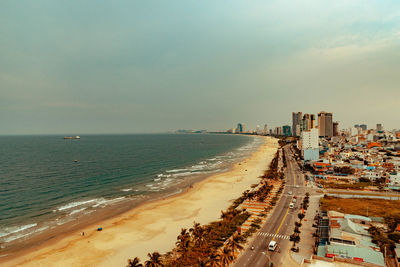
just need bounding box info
[233,145,307,267]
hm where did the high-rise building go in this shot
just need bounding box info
[283,125,292,136]
[274,126,283,136]
[310,114,316,129]
[301,115,309,132]
[333,122,339,136]
[318,112,333,138]
[300,128,319,161]
[236,123,245,133]
[360,124,367,131]
[256,125,261,134]
[377,124,383,132]
[301,114,316,132]
[292,112,302,136]
[263,124,268,135]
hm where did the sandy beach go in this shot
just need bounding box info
[2,136,278,267]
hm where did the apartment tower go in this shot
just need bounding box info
[292,112,302,137]
[318,112,333,138]
[333,121,339,136]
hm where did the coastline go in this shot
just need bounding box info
[1,136,279,267]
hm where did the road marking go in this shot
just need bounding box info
[272,157,297,242]
[257,232,289,239]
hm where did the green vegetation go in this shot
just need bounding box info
[369,226,395,251]
[127,257,143,267]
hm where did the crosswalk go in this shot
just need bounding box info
[257,232,290,239]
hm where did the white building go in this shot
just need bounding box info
[361,169,385,182]
[301,128,319,149]
[300,128,319,161]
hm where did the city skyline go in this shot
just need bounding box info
[2,1,400,135]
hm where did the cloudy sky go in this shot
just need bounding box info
[1,0,400,134]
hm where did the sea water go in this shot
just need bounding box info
[0,134,262,249]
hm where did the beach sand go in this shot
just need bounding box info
[2,136,278,267]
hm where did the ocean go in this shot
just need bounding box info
[0,134,262,250]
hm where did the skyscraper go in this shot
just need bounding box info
[301,114,316,132]
[318,112,333,138]
[236,123,245,133]
[360,124,367,131]
[283,125,292,136]
[310,114,316,129]
[292,112,302,137]
[333,121,339,136]
[300,128,319,161]
[377,124,383,132]
[263,124,268,135]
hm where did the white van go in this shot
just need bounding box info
[289,203,294,209]
[268,240,277,251]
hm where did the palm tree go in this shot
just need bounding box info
[218,247,234,267]
[127,257,143,267]
[226,234,244,254]
[144,252,162,267]
[190,222,208,248]
[220,210,228,220]
[241,190,250,199]
[176,228,191,261]
[197,257,208,267]
[206,251,220,267]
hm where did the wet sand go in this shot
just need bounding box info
[1,136,278,267]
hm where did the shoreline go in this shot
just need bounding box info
[0,134,259,258]
[0,134,258,255]
[1,136,278,267]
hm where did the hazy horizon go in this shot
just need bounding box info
[2,1,400,135]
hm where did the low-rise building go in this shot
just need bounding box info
[317,211,385,266]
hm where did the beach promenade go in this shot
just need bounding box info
[1,136,279,267]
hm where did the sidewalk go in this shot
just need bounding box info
[290,194,321,265]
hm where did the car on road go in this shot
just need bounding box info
[289,203,294,209]
[295,185,299,188]
[288,191,292,195]
[268,241,277,251]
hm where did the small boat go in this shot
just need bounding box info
[97,227,103,231]
[64,136,81,140]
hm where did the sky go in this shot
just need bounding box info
[1,0,400,134]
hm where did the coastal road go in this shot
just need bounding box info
[233,145,306,267]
